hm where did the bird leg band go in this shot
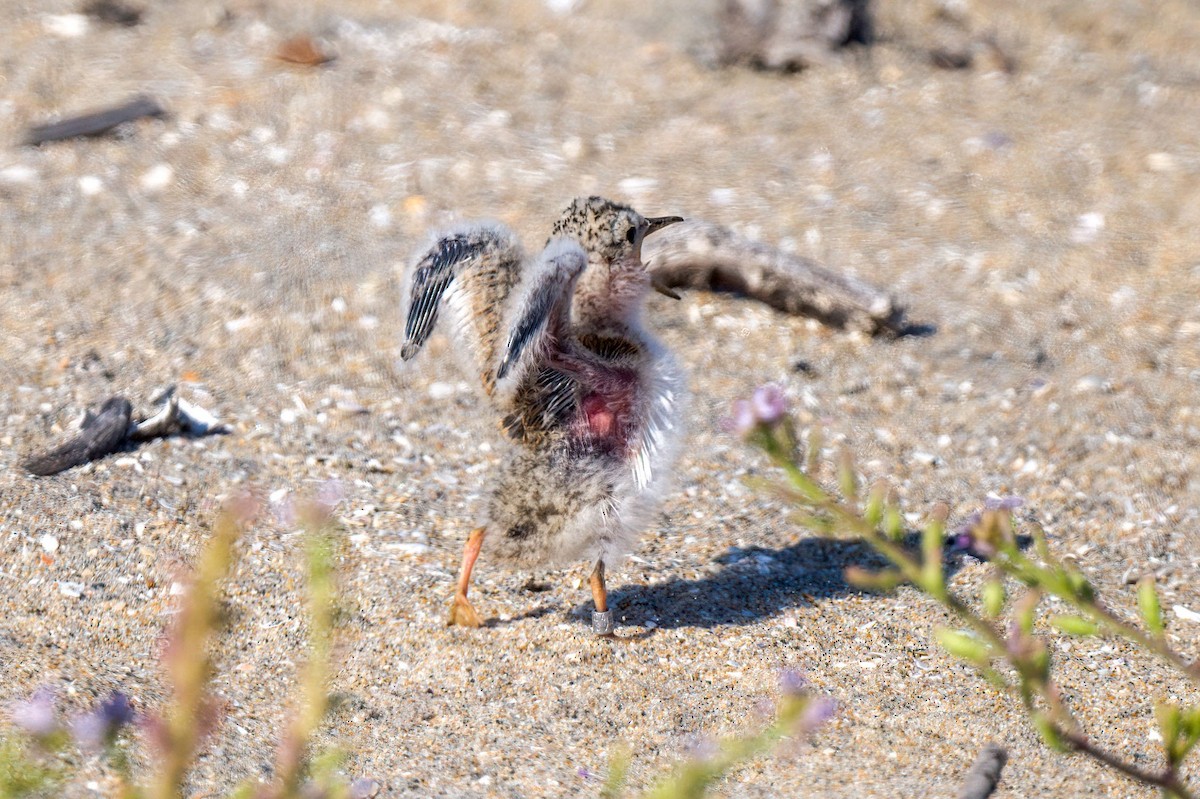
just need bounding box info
[589,560,614,635]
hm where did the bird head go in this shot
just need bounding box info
[550,196,683,298]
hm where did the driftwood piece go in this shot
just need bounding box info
[23,397,133,476]
[956,743,1008,799]
[22,388,225,476]
[24,95,165,146]
[716,0,872,70]
[643,219,905,335]
[81,0,144,27]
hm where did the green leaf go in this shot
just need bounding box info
[1049,615,1100,636]
[838,451,859,504]
[845,566,905,593]
[0,736,64,798]
[884,505,905,542]
[1064,567,1095,602]
[783,465,825,503]
[864,485,886,528]
[1157,704,1183,765]
[1031,525,1052,562]
[601,745,631,799]
[1138,577,1164,637]
[920,521,945,593]
[804,426,823,474]
[1177,707,1200,762]
[935,628,992,666]
[1031,713,1067,753]
[1014,589,1041,636]
[982,579,1006,618]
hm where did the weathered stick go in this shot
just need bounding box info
[643,219,905,335]
[22,388,224,476]
[715,0,873,70]
[956,743,1008,799]
[23,397,133,476]
[24,95,165,145]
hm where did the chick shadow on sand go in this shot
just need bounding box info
[570,532,1021,634]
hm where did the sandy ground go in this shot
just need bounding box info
[2,0,1200,796]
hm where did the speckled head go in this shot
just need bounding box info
[550,196,682,265]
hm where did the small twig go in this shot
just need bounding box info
[1061,730,1194,799]
[643,219,906,335]
[24,95,164,145]
[957,743,1008,799]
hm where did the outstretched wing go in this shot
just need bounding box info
[401,224,524,395]
[495,238,587,382]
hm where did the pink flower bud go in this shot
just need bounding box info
[751,384,787,425]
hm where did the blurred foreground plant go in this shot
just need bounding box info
[602,673,835,799]
[733,384,1199,798]
[1,498,356,799]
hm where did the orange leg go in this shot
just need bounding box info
[447,527,486,627]
[589,559,614,635]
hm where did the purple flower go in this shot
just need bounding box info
[271,493,297,527]
[751,384,787,425]
[316,478,345,510]
[8,687,58,737]
[798,696,838,733]
[725,384,790,437]
[684,735,720,762]
[349,778,382,798]
[984,495,1025,512]
[779,669,808,696]
[950,496,1025,557]
[725,399,758,437]
[71,692,135,751]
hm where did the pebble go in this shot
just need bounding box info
[1145,152,1175,172]
[911,451,938,466]
[140,164,175,192]
[369,204,393,229]
[709,188,736,206]
[59,581,85,598]
[1174,605,1200,623]
[78,176,104,197]
[1070,212,1105,244]
[384,542,432,555]
[561,136,585,161]
[0,165,38,185]
[39,534,59,553]
[1073,376,1111,394]
[617,177,658,203]
[42,13,89,37]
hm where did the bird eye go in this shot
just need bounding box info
[625,226,638,244]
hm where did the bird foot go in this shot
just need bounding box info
[447,594,483,628]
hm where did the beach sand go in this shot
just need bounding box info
[1,1,1199,795]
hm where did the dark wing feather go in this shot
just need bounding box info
[400,224,524,393]
[401,236,471,360]
[501,366,579,443]
[495,238,587,381]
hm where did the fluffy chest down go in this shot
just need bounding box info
[570,347,687,493]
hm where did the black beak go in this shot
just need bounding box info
[642,216,684,300]
[651,278,682,300]
[645,215,684,235]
